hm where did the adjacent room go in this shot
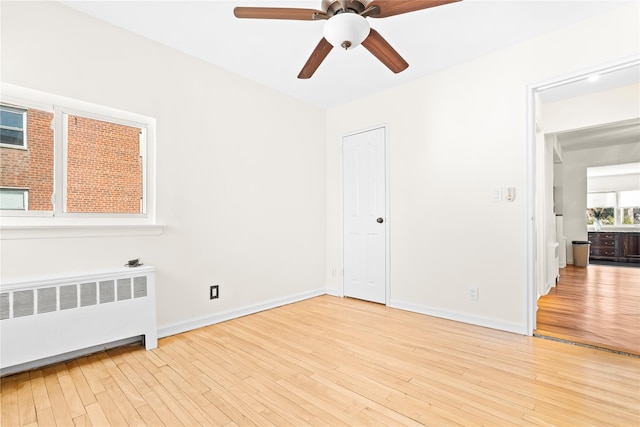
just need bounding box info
[532,66,640,355]
[1,1,639,425]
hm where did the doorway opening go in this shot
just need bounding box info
[526,55,640,352]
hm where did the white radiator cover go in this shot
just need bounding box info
[0,266,157,371]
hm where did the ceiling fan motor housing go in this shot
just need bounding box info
[322,0,368,16]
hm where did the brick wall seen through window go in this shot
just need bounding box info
[0,106,142,214]
[0,108,54,211]
[66,115,142,214]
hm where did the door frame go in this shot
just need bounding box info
[524,55,640,335]
[339,124,391,305]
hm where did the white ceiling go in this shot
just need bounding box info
[538,64,640,104]
[59,0,633,108]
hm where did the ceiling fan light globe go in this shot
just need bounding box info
[323,13,370,50]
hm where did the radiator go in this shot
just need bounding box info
[0,266,157,371]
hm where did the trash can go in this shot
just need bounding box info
[572,240,591,267]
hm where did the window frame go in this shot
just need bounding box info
[59,106,148,218]
[0,188,29,211]
[0,83,157,229]
[0,104,28,150]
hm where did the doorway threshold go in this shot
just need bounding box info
[533,333,639,358]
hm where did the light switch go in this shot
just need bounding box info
[492,188,502,202]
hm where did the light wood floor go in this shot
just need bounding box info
[535,264,640,356]
[2,295,639,426]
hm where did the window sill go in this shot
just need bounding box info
[0,224,164,240]
[588,226,640,233]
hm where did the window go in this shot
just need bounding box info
[587,191,640,226]
[619,190,640,225]
[586,192,615,225]
[587,163,640,228]
[0,105,27,148]
[0,84,155,227]
[0,188,28,210]
[65,113,144,214]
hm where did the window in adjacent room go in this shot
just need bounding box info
[619,190,640,225]
[586,192,615,225]
[587,193,640,226]
[586,163,640,228]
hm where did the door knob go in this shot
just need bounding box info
[377,217,384,223]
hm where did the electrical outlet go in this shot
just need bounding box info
[469,287,479,301]
[210,285,219,300]
[331,268,336,278]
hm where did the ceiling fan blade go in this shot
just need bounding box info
[234,7,327,21]
[361,29,409,73]
[366,0,460,18]
[298,38,334,79]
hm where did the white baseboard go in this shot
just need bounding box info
[324,287,342,297]
[157,288,327,339]
[389,299,526,335]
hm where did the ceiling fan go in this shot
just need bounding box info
[234,0,461,79]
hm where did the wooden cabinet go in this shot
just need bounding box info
[588,232,640,263]
[621,233,640,261]
[588,232,618,261]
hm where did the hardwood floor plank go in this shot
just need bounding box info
[76,356,106,395]
[140,390,182,426]
[135,404,166,427]
[27,370,50,412]
[1,377,20,427]
[2,295,639,426]
[16,373,37,426]
[42,366,74,426]
[152,367,221,426]
[87,354,110,380]
[84,401,111,427]
[93,389,129,426]
[150,383,200,426]
[100,376,145,426]
[66,360,98,407]
[100,351,147,409]
[72,413,93,427]
[34,407,56,427]
[57,372,87,419]
[117,359,155,396]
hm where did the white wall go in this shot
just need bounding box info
[542,84,640,133]
[325,3,639,333]
[0,1,327,332]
